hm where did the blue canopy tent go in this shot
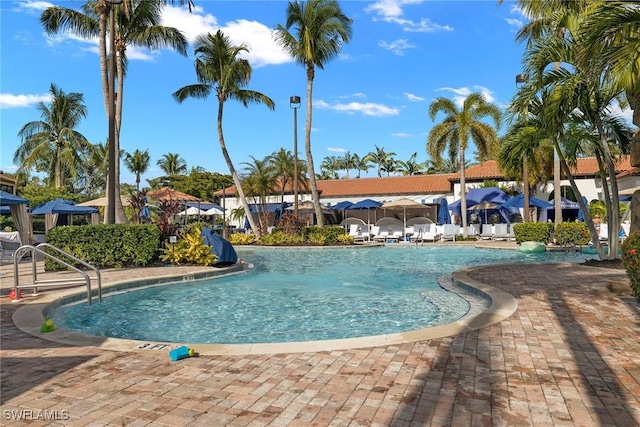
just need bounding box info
[500,193,553,209]
[0,190,29,206]
[201,227,238,267]
[32,198,98,232]
[437,198,451,225]
[546,197,580,222]
[244,202,291,229]
[449,187,516,224]
[330,201,354,211]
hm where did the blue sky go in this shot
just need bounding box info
[1,0,633,186]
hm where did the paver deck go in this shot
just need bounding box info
[1,249,639,426]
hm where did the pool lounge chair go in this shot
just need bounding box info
[411,224,440,242]
[373,226,390,242]
[480,224,493,240]
[493,223,509,240]
[441,224,459,241]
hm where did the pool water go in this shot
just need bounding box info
[51,246,595,344]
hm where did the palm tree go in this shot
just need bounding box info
[15,83,92,189]
[274,0,353,227]
[320,156,341,179]
[172,30,275,238]
[364,145,397,177]
[352,153,371,178]
[41,0,189,223]
[399,153,426,176]
[427,92,501,237]
[156,152,187,177]
[242,156,278,233]
[124,148,151,192]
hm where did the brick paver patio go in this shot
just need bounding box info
[1,260,639,426]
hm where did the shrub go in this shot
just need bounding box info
[512,222,554,244]
[336,234,354,245]
[622,233,640,301]
[228,233,256,245]
[45,224,161,270]
[554,222,590,246]
[160,225,217,266]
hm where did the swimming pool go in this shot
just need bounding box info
[50,246,595,345]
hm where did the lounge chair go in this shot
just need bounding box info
[390,226,404,242]
[412,223,440,242]
[441,224,459,241]
[493,223,509,240]
[373,226,390,242]
[480,224,493,240]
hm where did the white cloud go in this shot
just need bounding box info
[379,39,416,56]
[0,92,52,109]
[338,92,367,99]
[162,6,290,67]
[17,0,54,13]
[391,132,413,138]
[436,86,496,107]
[505,18,523,29]
[366,0,453,32]
[404,93,424,102]
[610,102,635,127]
[328,147,347,153]
[315,100,400,117]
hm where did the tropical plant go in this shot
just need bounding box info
[242,156,278,233]
[156,152,187,177]
[124,148,151,192]
[15,83,92,190]
[320,156,341,179]
[172,30,275,238]
[274,0,353,226]
[399,153,426,176]
[364,145,396,177]
[351,153,371,178]
[427,92,501,237]
[160,225,217,266]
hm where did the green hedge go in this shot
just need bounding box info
[622,232,640,301]
[512,222,554,244]
[554,222,590,246]
[45,224,161,270]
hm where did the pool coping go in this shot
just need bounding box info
[11,260,518,355]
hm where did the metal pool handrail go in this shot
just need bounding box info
[12,243,102,305]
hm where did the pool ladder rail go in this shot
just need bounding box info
[11,243,102,306]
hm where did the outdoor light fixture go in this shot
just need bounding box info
[290,96,301,219]
[105,0,123,224]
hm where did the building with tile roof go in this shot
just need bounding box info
[215,157,634,228]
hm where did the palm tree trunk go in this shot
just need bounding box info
[306,65,324,227]
[523,159,530,222]
[216,101,261,238]
[55,145,63,188]
[460,149,468,238]
[554,148,561,229]
[114,45,127,223]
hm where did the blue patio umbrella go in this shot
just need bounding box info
[577,196,589,222]
[330,201,354,210]
[348,199,382,237]
[500,193,553,209]
[31,198,98,215]
[437,199,451,225]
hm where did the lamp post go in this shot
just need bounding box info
[290,96,301,219]
[105,0,122,224]
[516,73,530,222]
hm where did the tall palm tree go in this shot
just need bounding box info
[399,153,426,176]
[427,92,501,237]
[352,153,370,178]
[364,145,396,177]
[124,148,151,192]
[15,83,92,189]
[156,152,187,177]
[320,156,341,179]
[173,30,275,238]
[274,0,353,227]
[41,0,189,223]
[242,156,278,232]
[268,148,295,205]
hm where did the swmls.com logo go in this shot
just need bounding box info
[3,409,70,421]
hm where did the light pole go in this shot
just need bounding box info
[516,73,530,222]
[290,96,301,220]
[105,0,122,224]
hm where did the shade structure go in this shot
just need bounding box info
[549,197,580,209]
[177,206,207,216]
[31,198,98,215]
[147,187,200,202]
[348,199,382,240]
[0,190,28,205]
[330,201,353,210]
[577,196,589,222]
[468,201,501,224]
[500,193,553,209]
[381,198,425,236]
[203,206,224,216]
[437,199,451,225]
[77,195,131,207]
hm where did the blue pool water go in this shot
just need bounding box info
[51,246,595,344]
